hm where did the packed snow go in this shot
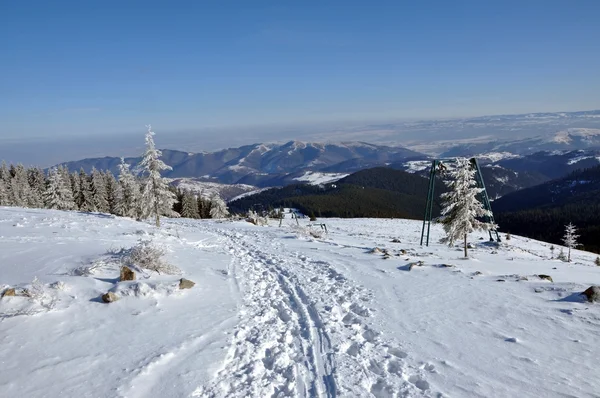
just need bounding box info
[167,179,258,201]
[1,208,600,397]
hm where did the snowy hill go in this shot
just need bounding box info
[167,178,258,201]
[1,208,600,397]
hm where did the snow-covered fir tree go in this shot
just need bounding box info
[180,190,200,219]
[69,172,81,210]
[57,165,76,210]
[562,223,579,262]
[77,168,95,212]
[90,167,109,213]
[139,125,177,227]
[44,168,76,210]
[115,158,141,219]
[0,161,11,206]
[440,157,496,258]
[209,192,229,219]
[27,167,46,208]
[104,170,120,214]
[10,164,33,207]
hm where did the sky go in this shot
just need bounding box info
[1,0,600,142]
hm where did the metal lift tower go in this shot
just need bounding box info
[420,157,500,246]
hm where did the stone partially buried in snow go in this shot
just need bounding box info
[537,274,553,283]
[583,286,600,302]
[120,266,136,281]
[101,292,119,303]
[2,288,16,297]
[179,278,195,289]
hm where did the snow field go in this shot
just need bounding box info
[1,207,600,397]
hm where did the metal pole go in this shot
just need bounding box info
[471,158,501,242]
[420,160,436,246]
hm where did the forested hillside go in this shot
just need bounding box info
[494,165,600,253]
[229,167,445,219]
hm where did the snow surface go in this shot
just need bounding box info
[292,171,349,185]
[1,208,600,397]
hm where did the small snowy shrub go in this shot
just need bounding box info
[595,256,600,266]
[246,210,268,226]
[126,240,181,275]
[23,277,55,310]
[557,248,567,262]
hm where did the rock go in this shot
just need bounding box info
[2,288,16,297]
[400,249,407,254]
[497,279,506,282]
[101,292,119,303]
[179,278,195,289]
[440,263,454,268]
[120,266,136,281]
[537,274,553,283]
[391,238,402,243]
[473,271,483,276]
[583,286,600,302]
[369,247,383,254]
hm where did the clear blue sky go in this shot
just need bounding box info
[1,0,600,139]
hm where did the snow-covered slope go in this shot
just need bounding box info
[292,171,349,185]
[1,208,599,397]
[168,178,257,201]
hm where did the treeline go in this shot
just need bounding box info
[0,161,227,220]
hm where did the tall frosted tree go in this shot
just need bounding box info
[10,164,32,207]
[44,168,76,210]
[0,161,11,206]
[209,192,229,219]
[181,190,200,219]
[77,168,95,212]
[440,157,496,258]
[28,167,46,208]
[91,167,109,213]
[562,223,579,262]
[104,170,120,214]
[0,178,8,206]
[140,125,177,227]
[115,158,141,218]
[57,165,76,209]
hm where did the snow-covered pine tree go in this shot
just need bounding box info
[181,190,200,219]
[44,168,76,210]
[69,172,81,210]
[90,167,109,213]
[139,125,177,227]
[104,170,120,214]
[10,164,33,207]
[0,161,11,206]
[440,157,496,258]
[209,192,229,219]
[77,168,95,212]
[115,158,141,218]
[27,167,46,208]
[57,165,76,210]
[562,222,579,262]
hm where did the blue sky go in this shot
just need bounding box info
[1,0,600,139]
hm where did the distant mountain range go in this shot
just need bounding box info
[59,141,423,186]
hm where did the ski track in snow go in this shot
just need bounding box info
[192,224,430,398]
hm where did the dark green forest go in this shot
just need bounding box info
[229,167,445,219]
